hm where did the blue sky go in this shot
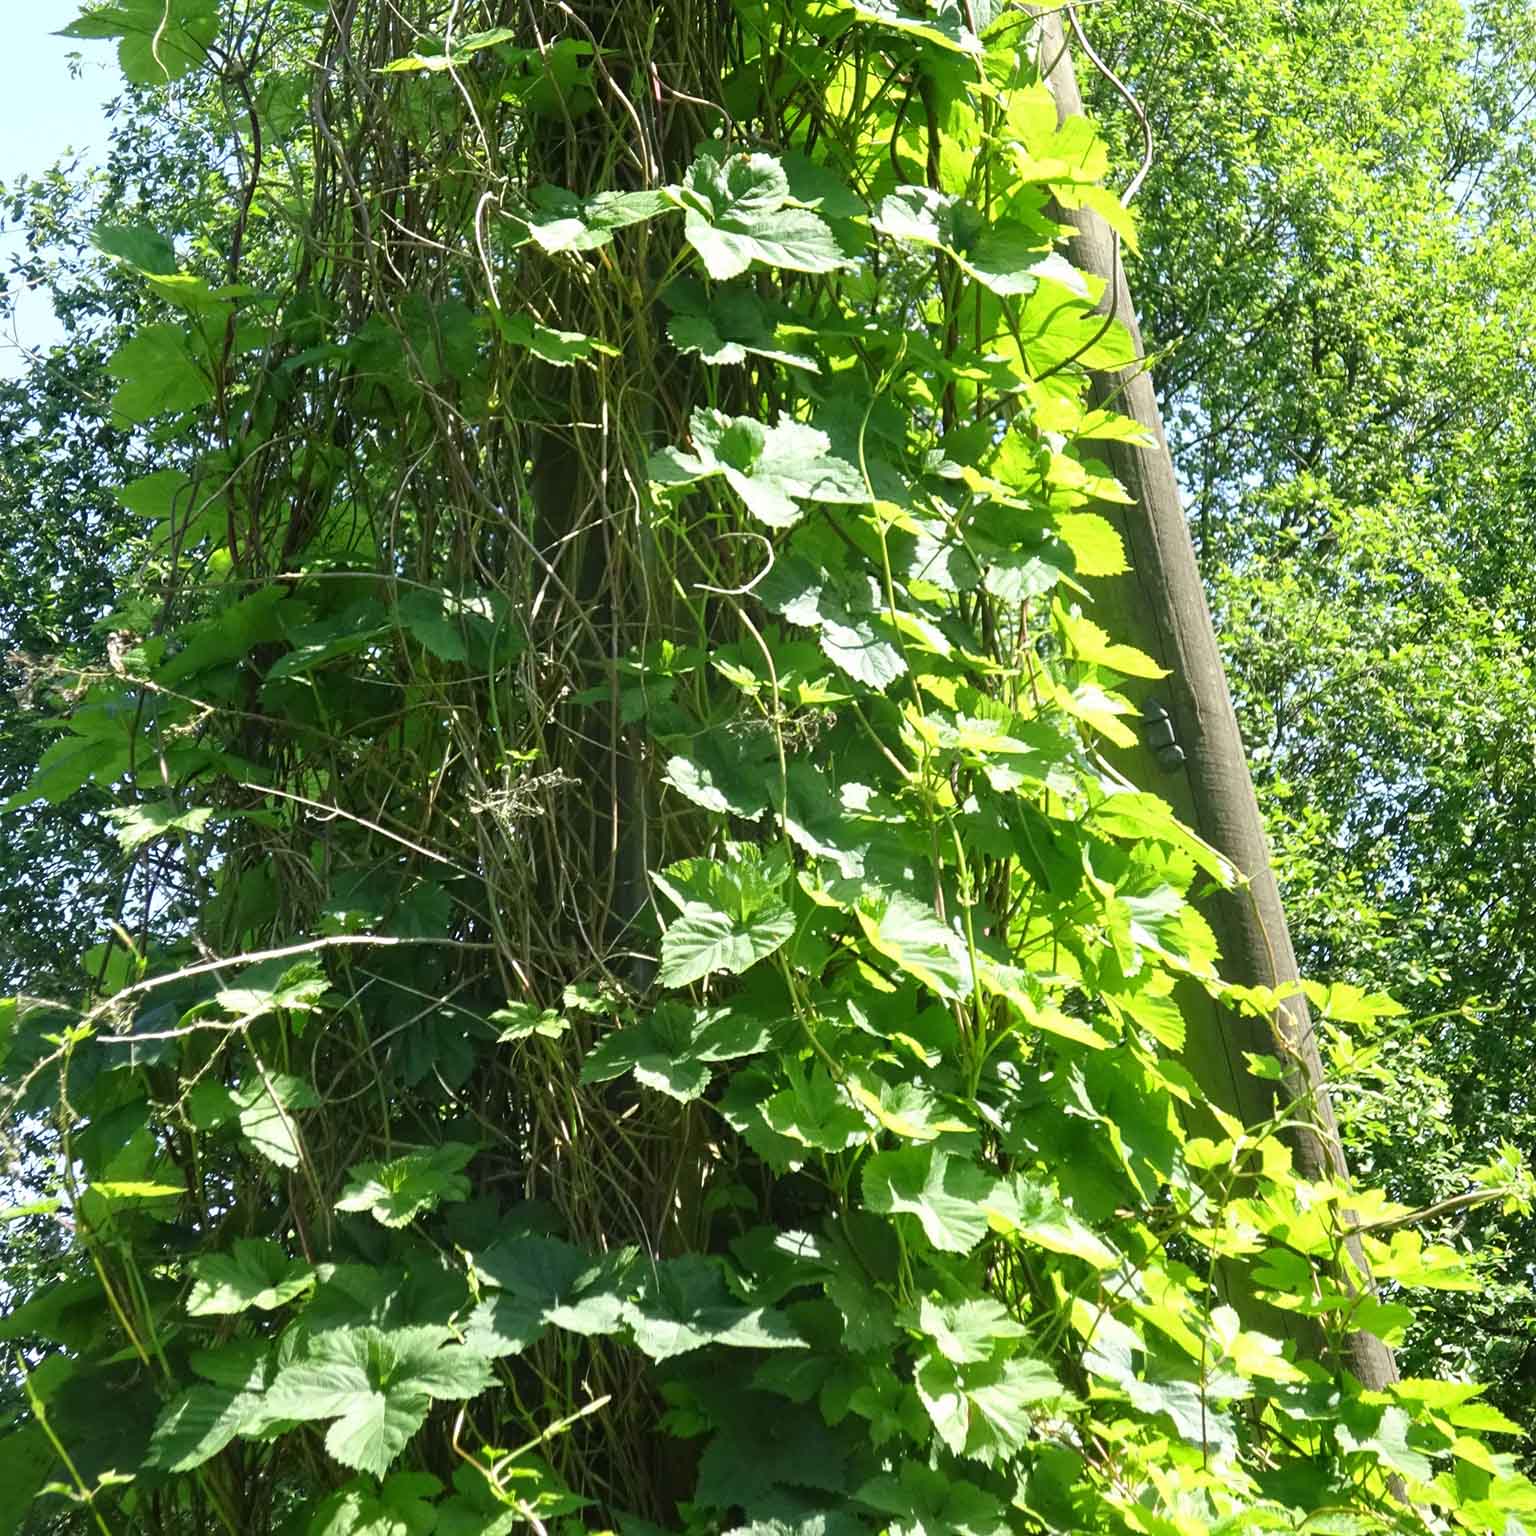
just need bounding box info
[0,4,120,368]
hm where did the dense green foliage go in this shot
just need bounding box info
[2,4,1535,1536]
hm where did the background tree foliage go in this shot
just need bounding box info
[3,3,1536,1536]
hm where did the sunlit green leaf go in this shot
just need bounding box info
[186,1238,315,1315]
[336,1143,475,1227]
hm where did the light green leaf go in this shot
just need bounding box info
[862,1149,1004,1254]
[231,1073,320,1170]
[759,557,907,691]
[847,1078,970,1142]
[658,902,795,988]
[107,323,213,422]
[92,222,177,275]
[916,1353,1067,1464]
[652,408,866,528]
[915,1297,1030,1365]
[761,1063,869,1151]
[489,1002,569,1041]
[0,1198,61,1223]
[264,1327,493,1477]
[336,1143,475,1227]
[88,1179,182,1202]
[1087,791,1235,887]
[380,27,518,71]
[833,0,981,53]
[681,151,851,279]
[1054,513,1128,578]
[515,186,673,253]
[1055,602,1168,679]
[105,802,215,852]
[491,309,616,367]
[187,1238,315,1315]
[653,842,793,916]
[61,0,219,85]
[653,852,797,988]
[874,187,1046,296]
[995,1176,1118,1270]
[855,888,969,999]
[325,1391,432,1480]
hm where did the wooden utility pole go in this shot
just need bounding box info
[1040,13,1396,1390]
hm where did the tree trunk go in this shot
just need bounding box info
[1040,13,1397,1391]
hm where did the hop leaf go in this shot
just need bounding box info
[336,1143,475,1227]
[262,1327,493,1477]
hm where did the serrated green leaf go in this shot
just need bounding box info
[324,1392,431,1479]
[515,185,672,252]
[858,1461,1009,1536]
[105,802,215,852]
[1054,513,1127,578]
[1056,602,1168,679]
[915,1352,1067,1465]
[309,1474,442,1536]
[489,1002,569,1041]
[663,733,776,821]
[874,186,1046,296]
[264,1327,492,1476]
[623,1254,805,1362]
[187,1238,315,1315]
[61,0,219,85]
[467,1236,628,1356]
[759,557,907,691]
[915,1297,1030,1365]
[862,1149,1005,1254]
[855,888,969,999]
[996,1176,1118,1270]
[92,222,177,275]
[658,902,795,988]
[581,1003,775,1101]
[336,1143,475,1227]
[652,408,866,528]
[833,0,981,52]
[146,1383,266,1471]
[216,958,331,1022]
[664,283,820,372]
[761,1063,868,1151]
[681,151,851,279]
[106,323,213,421]
[847,1077,969,1142]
